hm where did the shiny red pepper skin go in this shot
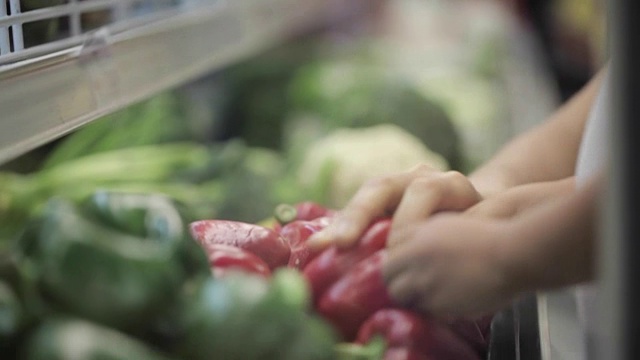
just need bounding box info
[279,217,331,270]
[317,250,394,340]
[294,202,335,221]
[356,309,481,360]
[189,220,290,269]
[303,219,390,303]
[356,219,390,253]
[205,244,271,278]
[444,314,493,355]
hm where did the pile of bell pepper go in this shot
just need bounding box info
[1,192,336,360]
[190,201,494,360]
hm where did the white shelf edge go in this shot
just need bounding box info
[0,0,336,164]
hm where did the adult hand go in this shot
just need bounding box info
[307,164,483,250]
[382,176,598,319]
[382,214,517,319]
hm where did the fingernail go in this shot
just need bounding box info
[307,230,330,249]
[333,219,356,238]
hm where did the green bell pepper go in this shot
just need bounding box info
[0,280,22,342]
[175,270,336,360]
[24,317,175,360]
[84,191,210,279]
[84,191,183,239]
[25,192,209,332]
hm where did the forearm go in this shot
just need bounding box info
[466,176,576,219]
[509,177,576,216]
[469,71,605,197]
[500,175,602,293]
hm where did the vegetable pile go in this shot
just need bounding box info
[190,201,495,360]
[0,192,335,359]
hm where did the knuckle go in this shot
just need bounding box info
[443,170,468,183]
[410,163,436,174]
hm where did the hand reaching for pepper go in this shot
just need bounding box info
[307,164,483,250]
[382,177,599,318]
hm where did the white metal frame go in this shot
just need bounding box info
[0,0,24,55]
[0,0,184,61]
[0,0,358,164]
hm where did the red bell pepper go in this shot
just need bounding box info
[274,202,335,225]
[205,244,271,278]
[189,220,290,269]
[383,348,429,360]
[294,201,335,221]
[444,314,493,355]
[357,309,481,360]
[317,250,394,340]
[303,219,391,303]
[279,217,331,270]
[357,218,391,253]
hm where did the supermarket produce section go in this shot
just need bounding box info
[1,0,595,359]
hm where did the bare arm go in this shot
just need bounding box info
[470,70,605,197]
[500,174,602,292]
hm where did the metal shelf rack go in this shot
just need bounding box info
[0,0,351,164]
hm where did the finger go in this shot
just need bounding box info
[382,224,426,280]
[308,172,418,250]
[383,216,456,278]
[339,167,452,247]
[389,171,480,247]
[383,236,436,313]
[308,164,443,250]
[385,270,423,309]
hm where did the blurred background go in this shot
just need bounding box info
[1,0,608,214]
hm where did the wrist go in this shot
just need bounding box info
[495,195,596,294]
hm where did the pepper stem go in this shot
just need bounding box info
[274,204,298,225]
[333,336,386,360]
